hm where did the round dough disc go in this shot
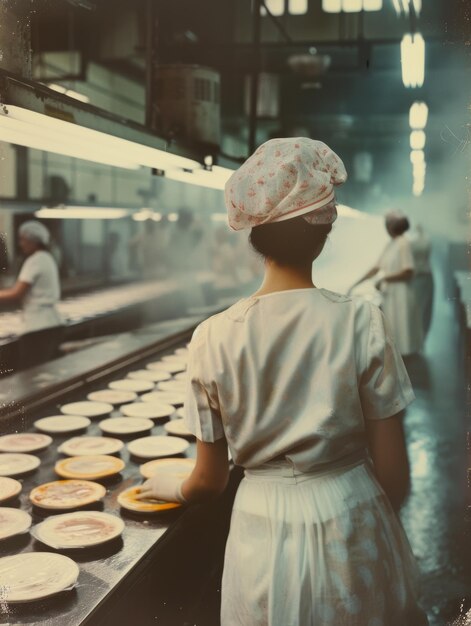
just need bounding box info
[0,477,22,502]
[30,480,106,510]
[34,415,91,434]
[117,486,181,513]
[0,508,32,540]
[0,553,79,602]
[60,401,113,418]
[127,370,171,383]
[0,453,40,477]
[164,419,193,438]
[120,402,174,420]
[55,455,125,480]
[147,360,185,374]
[141,391,184,407]
[99,417,153,435]
[33,511,125,549]
[127,436,189,459]
[0,433,52,453]
[157,380,187,393]
[87,390,137,405]
[108,379,155,393]
[139,457,195,479]
[59,436,124,457]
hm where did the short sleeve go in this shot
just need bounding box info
[183,323,225,442]
[359,303,415,420]
[18,256,39,285]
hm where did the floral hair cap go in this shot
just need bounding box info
[225,138,347,231]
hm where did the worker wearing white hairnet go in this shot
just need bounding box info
[0,220,63,369]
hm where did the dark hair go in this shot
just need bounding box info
[249,217,332,266]
[388,216,410,236]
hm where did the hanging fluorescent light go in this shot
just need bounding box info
[288,0,309,14]
[35,206,130,219]
[168,213,179,222]
[410,130,426,150]
[322,0,342,11]
[410,149,425,164]
[401,33,425,88]
[1,105,200,171]
[409,102,428,129]
[264,0,284,16]
[162,165,234,191]
[393,0,421,15]
[151,212,163,222]
[322,0,382,11]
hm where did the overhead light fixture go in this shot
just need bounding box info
[35,205,130,219]
[264,0,284,16]
[410,130,426,150]
[132,209,153,222]
[322,0,382,11]
[392,0,421,15]
[401,33,425,88]
[0,105,200,172]
[409,101,428,129]
[162,165,233,191]
[288,0,309,14]
[168,213,179,222]
[410,149,425,164]
[151,212,163,222]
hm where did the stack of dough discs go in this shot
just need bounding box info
[99,417,153,436]
[120,402,174,420]
[127,436,189,459]
[164,419,193,438]
[30,480,106,510]
[141,391,185,407]
[117,486,181,514]
[157,380,186,393]
[127,370,171,383]
[32,511,125,549]
[0,477,22,502]
[108,379,154,393]
[0,508,32,540]
[0,453,40,477]
[87,389,137,405]
[55,455,125,480]
[140,457,196,479]
[34,415,91,434]
[59,436,124,456]
[0,433,52,453]
[0,553,79,602]
[146,361,181,375]
[60,401,113,418]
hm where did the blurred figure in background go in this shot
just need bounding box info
[351,212,423,356]
[106,231,129,280]
[0,221,63,369]
[409,224,434,341]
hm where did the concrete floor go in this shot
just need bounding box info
[401,244,471,626]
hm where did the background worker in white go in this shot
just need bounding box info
[0,220,63,369]
[137,138,428,626]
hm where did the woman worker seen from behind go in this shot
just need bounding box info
[137,138,428,625]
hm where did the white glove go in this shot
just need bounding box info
[135,472,187,504]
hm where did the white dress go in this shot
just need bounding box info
[408,233,434,338]
[184,288,427,626]
[377,236,423,356]
[18,250,63,334]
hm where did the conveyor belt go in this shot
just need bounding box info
[0,312,223,626]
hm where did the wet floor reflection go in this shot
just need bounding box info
[400,250,470,626]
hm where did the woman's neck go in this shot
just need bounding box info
[253,261,315,297]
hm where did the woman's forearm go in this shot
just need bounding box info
[383,269,413,283]
[181,470,229,503]
[351,267,379,289]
